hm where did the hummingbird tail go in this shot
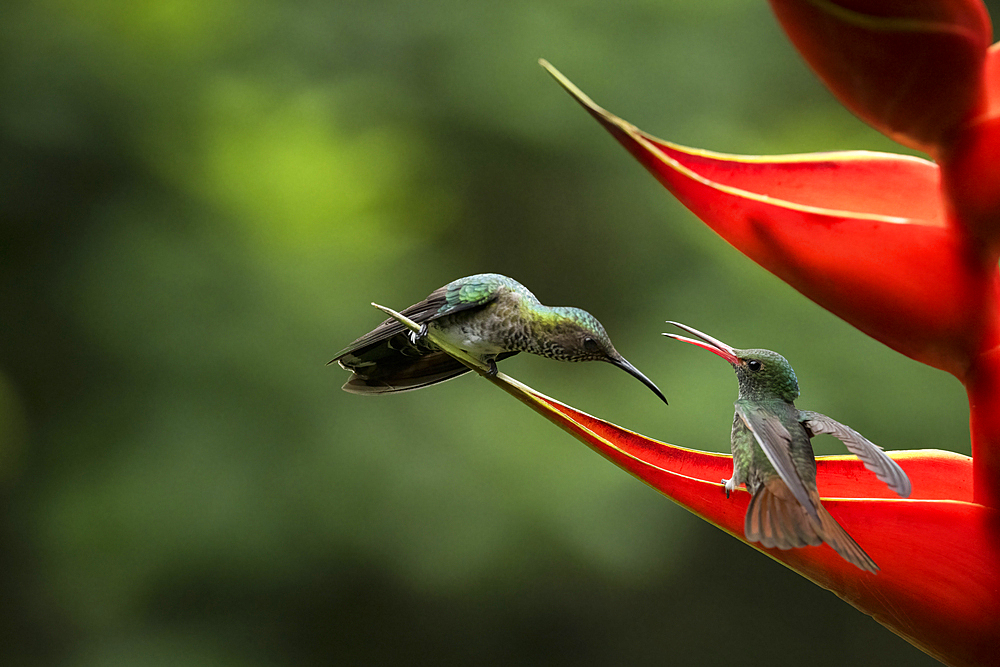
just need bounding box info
[812,493,880,573]
[745,483,878,573]
[745,482,823,551]
[340,351,473,394]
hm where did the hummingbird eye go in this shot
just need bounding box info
[583,337,600,353]
[747,360,762,371]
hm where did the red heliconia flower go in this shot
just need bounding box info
[476,1,1000,665]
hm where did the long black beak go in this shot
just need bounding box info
[663,321,740,365]
[611,357,668,405]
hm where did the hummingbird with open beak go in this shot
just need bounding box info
[664,321,911,572]
[332,273,667,403]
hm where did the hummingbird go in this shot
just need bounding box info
[664,321,911,573]
[332,273,667,403]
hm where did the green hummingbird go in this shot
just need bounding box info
[664,321,911,573]
[332,273,667,403]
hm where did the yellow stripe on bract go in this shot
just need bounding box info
[643,141,934,169]
[630,115,916,225]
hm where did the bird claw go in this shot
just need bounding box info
[722,478,733,499]
[486,358,499,376]
[408,323,428,346]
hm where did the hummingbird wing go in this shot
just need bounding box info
[799,411,912,498]
[735,402,820,524]
[332,285,495,360]
[331,276,509,362]
[332,275,522,393]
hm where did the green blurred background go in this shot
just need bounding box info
[0,0,982,665]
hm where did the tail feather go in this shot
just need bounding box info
[341,351,471,394]
[745,482,878,573]
[745,482,821,550]
[814,494,879,573]
[339,342,520,394]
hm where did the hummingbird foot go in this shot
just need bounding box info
[485,358,499,376]
[722,477,738,499]
[408,323,429,346]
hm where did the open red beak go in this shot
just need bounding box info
[663,321,740,365]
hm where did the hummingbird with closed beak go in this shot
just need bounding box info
[664,321,911,572]
[332,273,667,403]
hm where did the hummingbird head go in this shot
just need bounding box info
[537,307,668,404]
[663,321,799,403]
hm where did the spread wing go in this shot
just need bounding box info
[800,410,912,498]
[331,275,506,363]
[735,402,820,523]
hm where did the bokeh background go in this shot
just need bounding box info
[1,1,985,665]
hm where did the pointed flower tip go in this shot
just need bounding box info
[539,60,573,93]
[538,60,584,101]
[540,60,646,141]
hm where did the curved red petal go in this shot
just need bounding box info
[768,0,991,153]
[640,167,990,377]
[543,62,999,378]
[517,384,996,667]
[544,63,1000,379]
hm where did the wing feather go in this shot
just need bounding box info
[332,275,507,363]
[800,410,911,498]
[735,402,820,523]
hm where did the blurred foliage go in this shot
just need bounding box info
[0,0,982,665]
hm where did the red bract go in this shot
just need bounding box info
[524,1,1000,664]
[493,383,996,667]
[769,0,992,153]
